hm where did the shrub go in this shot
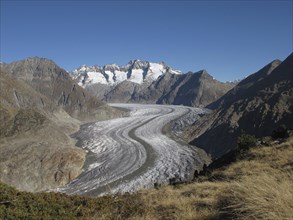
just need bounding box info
[236,133,256,156]
[272,125,289,139]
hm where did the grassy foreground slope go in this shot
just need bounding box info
[1,137,292,219]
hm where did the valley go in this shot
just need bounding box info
[0,0,292,218]
[1,1,292,218]
[55,104,209,196]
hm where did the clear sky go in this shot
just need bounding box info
[1,0,292,82]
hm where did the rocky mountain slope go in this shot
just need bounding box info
[186,53,293,158]
[70,60,234,107]
[0,58,125,192]
[1,57,122,121]
[146,70,234,107]
[0,71,85,192]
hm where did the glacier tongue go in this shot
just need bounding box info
[54,104,209,196]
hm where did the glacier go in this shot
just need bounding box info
[54,104,208,196]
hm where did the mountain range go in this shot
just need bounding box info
[70,60,234,107]
[0,53,292,192]
[186,53,293,159]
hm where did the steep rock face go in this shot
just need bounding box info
[2,57,120,121]
[102,70,233,106]
[0,71,86,192]
[155,70,234,107]
[70,61,234,107]
[187,53,293,159]
[105,80,137,103]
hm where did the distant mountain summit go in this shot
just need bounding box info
[70,60,233,107]
[70,60,181,87]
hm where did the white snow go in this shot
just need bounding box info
[114,70,128,83]
[105,71,115,84]
[147,63,165,81]
[170,69,182,75]
[70,61,184,87]
[129,69,144,84]
[87,71,108,84]
[79,65,87,72]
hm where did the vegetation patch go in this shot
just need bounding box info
[236,133,256,157]
[1,108,47,137]
[218,172,293,220]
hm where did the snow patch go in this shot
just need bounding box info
[105,71,115,84]
[147,63,165,81]
[129,69,144,84]
[170,69,182,75]
[114,70,128,83]
[87,71,108,84]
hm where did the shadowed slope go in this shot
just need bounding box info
[187,53,293,158]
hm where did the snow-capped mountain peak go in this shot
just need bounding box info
[69,60,182,87]
[104,64,120,71]
[128,60,149,70]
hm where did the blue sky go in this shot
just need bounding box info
[1,0,292,82]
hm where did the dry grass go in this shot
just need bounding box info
[133,137,293,220]
[212,138,293,180]
[215,137,293,220]
[220,172,293,220]
[133,181,228,220]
